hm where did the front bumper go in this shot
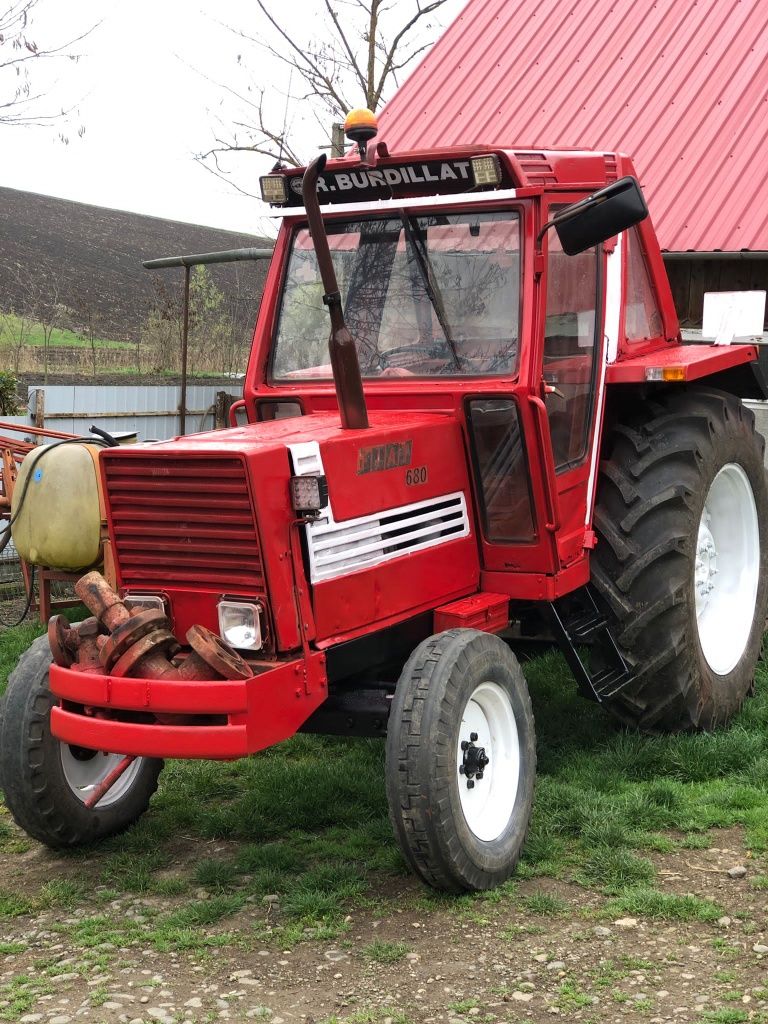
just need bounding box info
[49,652,328,760]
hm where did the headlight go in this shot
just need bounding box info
[290,474,329,514]
[217,600,263,651]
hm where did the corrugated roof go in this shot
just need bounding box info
[377,0,768,252]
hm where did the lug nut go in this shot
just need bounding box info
[470,732,478,742]
[466,780,475,789]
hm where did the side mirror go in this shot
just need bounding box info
[553,176,649,255]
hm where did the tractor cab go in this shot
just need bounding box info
[246,119,653,596]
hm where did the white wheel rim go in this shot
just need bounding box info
[59,745,143,809]
[695,463,760,676]
[457,681,520,842]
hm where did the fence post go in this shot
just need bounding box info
[214,391,232,430]
[34,389,45,444]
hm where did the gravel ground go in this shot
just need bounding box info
[0,828,766,1024]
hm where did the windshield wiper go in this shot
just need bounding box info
[400,213,461,371]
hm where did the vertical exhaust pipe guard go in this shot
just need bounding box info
[302,153,369,430]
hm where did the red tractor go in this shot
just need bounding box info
[2,112,767,892]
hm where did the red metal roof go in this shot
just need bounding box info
[377,0,768,253]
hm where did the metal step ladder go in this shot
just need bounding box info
[547,585,634,703]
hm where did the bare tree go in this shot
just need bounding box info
[198,0,453,187]
[1,0,93,131]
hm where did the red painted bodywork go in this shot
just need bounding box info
[50,652,327,759]
[48,142,761,761]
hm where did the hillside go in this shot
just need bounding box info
[0,187,273,345]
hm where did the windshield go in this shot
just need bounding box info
[272,209,521,379]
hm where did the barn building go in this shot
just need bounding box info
[378,0,768,331]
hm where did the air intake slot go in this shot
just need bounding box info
[307,491,469,582]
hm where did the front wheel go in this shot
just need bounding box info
[0,634,163,847]
[385,629,536,892]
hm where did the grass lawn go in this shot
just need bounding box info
[0,312,132,350]
[0,622,766,944]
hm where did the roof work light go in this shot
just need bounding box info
[260,175,289,205]
[471,154,502,187]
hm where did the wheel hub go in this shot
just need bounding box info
[693,463,760,676]
[459,731,490,789]
[456,681,520,842]
[695,516,718,608]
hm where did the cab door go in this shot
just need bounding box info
[539,198,608,567]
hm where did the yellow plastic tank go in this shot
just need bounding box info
[11,443,103,572]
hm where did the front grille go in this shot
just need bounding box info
[103,455,264,594]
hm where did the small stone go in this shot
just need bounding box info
[534,953,548,962]
[727,866,747,879]
[19,1016,43,1023]
[656,991,669,998]
[324,949,348,962]
[263,894,279,906]
[184,998,202,1009]
[406,953,420,962]
[753,943,768,954]
[546,961,566,971]
[49,1017,71,1024]
[614,918,638,929]
[512,992,533,1002]
[518,983,536,992]
[593,926,611,938]
[717,916,732,928]
[229,971,253,981]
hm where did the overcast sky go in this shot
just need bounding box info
[0,0,465,239]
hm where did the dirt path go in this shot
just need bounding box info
[0,828,766,1024]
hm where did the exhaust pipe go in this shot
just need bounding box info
[301,154,369,430]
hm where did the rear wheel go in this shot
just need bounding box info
[385,629,536,891]
[0,634,163,847]
[592,387,768,731]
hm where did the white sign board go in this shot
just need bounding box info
[703,290,766,345]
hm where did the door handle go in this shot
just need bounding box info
[528,395,561,533]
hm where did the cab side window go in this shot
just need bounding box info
[625,227,663,342]
[543,222,599,470]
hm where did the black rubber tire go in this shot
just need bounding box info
[0,634,163,848]
[592,386,768,731]
[385,629,536,892]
